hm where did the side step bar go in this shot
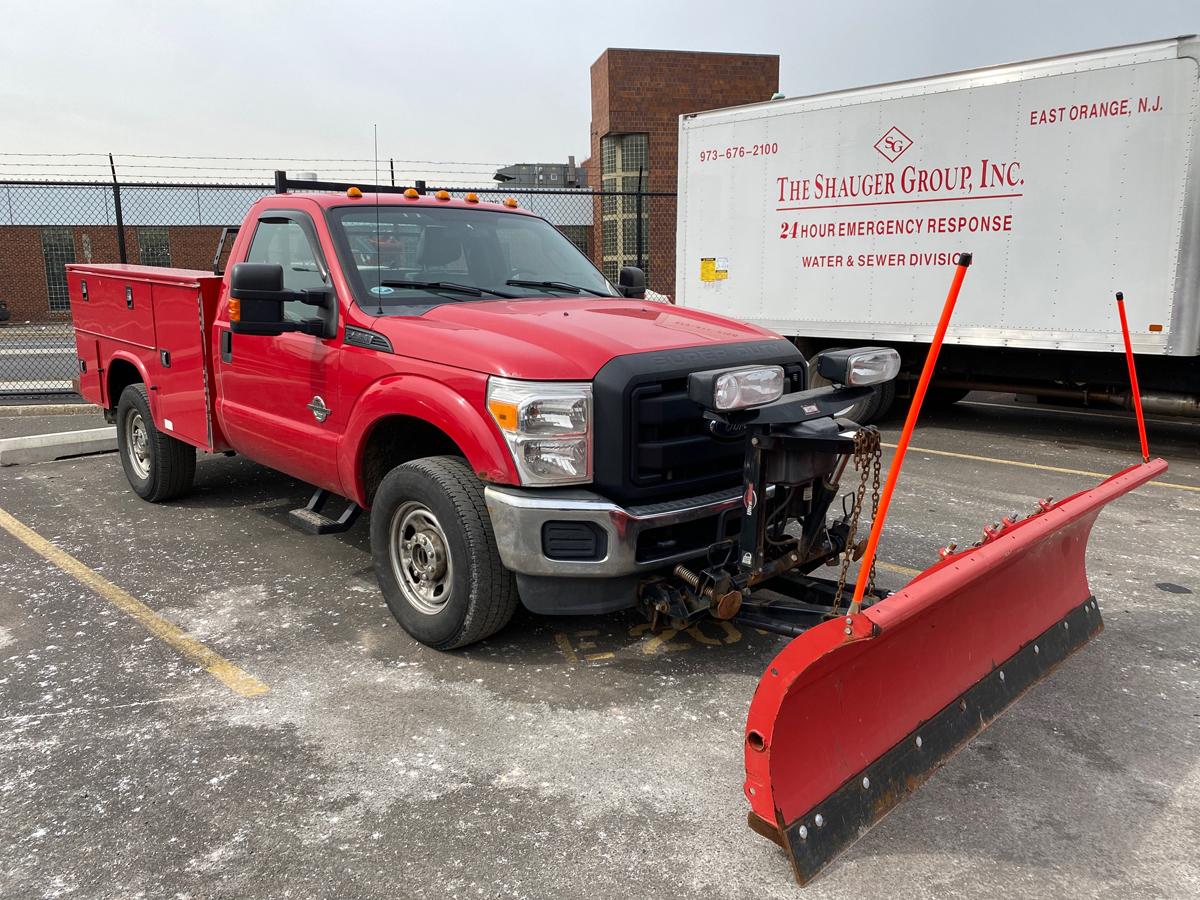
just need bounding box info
[288,488,362,535]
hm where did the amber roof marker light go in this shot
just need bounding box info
[503,197,519,208]
[404,188,420,200]
[346,186,363,198]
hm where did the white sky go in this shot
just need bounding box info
[1,0,1196,184]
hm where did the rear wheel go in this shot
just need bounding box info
[370,456,518,649]
[116,384,195,502]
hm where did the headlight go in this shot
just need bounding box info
[687,365,785,411]
[815,348,901,386]
[487,377,592,485]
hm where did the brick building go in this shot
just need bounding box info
[584,48,779,298]
[0,183,266,323]
[0,223,226,322]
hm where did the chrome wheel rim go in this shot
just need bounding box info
[388,501,453,615]
[125,411,151,479]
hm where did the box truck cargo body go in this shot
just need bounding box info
[676,37,1200,417]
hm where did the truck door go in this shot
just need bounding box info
[215,211,346,494]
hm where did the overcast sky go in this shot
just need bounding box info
[1,0,1196,183]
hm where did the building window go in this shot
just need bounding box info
[599,133,650,282]
[556,225,590,256]
[137,227,172,267]
[41,227,76,312]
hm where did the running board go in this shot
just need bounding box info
[288,488,362,535]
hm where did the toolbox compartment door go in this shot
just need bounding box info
[72,332,102,406]
[85,274,157,349]
[150,281,214,450]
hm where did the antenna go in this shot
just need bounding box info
[374,124,384,316]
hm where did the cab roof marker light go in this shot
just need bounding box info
[465,193,480,203]
[435,190,451,201]
[403,188,420,199]
[346,186,363,198]
[503,197,519,208]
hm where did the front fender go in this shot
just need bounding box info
[338,373,519,507]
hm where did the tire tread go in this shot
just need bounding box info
[118,384,196,502]
[377,456,518,649]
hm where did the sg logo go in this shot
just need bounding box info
[874,126,914,163]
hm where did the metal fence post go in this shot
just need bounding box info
[108,153,127,264]
[635,165,645,272]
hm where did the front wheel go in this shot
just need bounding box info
[115,384,196,502]
[370,456,518,649]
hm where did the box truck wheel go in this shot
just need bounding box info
[864,377,896,422]
[371,456,518,650]
[115,384,196,502]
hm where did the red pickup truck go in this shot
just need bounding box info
[68,175,900,649]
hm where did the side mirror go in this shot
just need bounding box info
[617,266,646,299]
[228,262,337,338]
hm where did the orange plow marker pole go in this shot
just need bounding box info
[848,253,972,615]
[1115,292,1150,463]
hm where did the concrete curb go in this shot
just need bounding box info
[0,427,117,466]
[0,404,92,417]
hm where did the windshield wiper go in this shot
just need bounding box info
[380,280,517,299]
[505,279,610,297]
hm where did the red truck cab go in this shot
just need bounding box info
[69,179,897,650]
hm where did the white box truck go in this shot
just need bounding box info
[675,36,1200,419]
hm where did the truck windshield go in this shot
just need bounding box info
[327,205,619,312]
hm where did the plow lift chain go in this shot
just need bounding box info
[831,427,882,615]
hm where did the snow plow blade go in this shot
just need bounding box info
[744,458,1167,884]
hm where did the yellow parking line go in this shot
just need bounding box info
[554,633,579,663]
[883,443,1198,493]
[0,507,269,698]
[877,560,922,578]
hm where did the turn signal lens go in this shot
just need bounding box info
[465,192,480,203]
[503,197,518,208]
[435,190,451,201]
[488,399,520,432]
[346,186,363,198]
[228,299,241,322]
[404,188,420,199]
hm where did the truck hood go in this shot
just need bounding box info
[367,297,784,379]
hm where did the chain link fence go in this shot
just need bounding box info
[0,177,676,398]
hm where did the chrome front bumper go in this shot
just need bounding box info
[483,485,745,578]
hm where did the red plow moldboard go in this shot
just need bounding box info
[743,458,1167,884]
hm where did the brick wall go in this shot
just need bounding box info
[0,225,225,323]
[589,48,779,298]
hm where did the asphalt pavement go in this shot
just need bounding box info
[0,397,1197,899]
